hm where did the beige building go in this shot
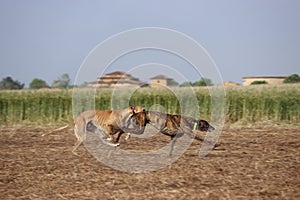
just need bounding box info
[242,76,286,86]
[222,81,240,86]
[88,71,147,88]
[150,75,175,87]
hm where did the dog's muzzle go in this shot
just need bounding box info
[207,125,215,132]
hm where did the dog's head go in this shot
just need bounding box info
[128,111,149,134]
[196,120,215,132]
[129,105,146,115]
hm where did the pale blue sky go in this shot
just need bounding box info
[0,0,299,87]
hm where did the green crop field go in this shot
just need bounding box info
[0,84,299,125]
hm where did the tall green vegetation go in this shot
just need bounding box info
[0,85,299,125]
[224,85,299,123]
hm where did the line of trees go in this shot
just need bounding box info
[1,73,299,90]
[283,74,300,83]
[0,73,71,90]
[0,77,25,90]
[180,78,214,87]
[0,74,214,90]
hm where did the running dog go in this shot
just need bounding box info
[42,106,146,154]
[145,111,215,136]
[86,110,149,145]
[134,111,216,156]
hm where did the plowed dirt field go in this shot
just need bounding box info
[1,126,299,199]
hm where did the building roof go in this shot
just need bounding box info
[90,70,147,87]
[243,76,287,79]
[150,75,173,80]
[222,81,240,86]
[105,71,127,76]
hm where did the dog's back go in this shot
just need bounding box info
[146,111,214,135]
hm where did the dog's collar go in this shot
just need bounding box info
[193,122,198,131]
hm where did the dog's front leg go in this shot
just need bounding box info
[169,135,176,157]
[114,131,127,143]
[169,131,185,157]
[100,125,120,147]
[114,126,131,142]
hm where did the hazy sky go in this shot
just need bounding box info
[0,0,299,87]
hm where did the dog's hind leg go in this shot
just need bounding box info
[72,123,85,155]
[72,139,82,155]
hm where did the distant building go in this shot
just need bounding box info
[242,76,286,86]
[150,75,175,87]
[88,71,147,88]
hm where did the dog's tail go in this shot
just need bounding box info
[42,121,74,137]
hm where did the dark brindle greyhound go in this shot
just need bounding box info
[144,111,215,135]
[141,111,216,156]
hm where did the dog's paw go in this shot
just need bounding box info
[214,142,221,148]
[125,133,131,141]
[72,151,79,156]
[105,141,119,147]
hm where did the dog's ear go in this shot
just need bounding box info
[198,120,204,126]
[130,105,136,113]
[199,119,208,126]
